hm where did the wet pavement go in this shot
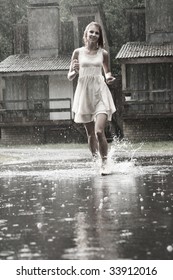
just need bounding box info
[0,143,173,260]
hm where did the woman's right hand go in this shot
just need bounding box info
[72,59,79,73]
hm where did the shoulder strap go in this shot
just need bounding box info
[78,47,85,61]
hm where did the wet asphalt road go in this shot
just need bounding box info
[0,145,173,260]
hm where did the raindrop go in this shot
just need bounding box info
[0,251,15,257]
[48,238,53,242]
[20,245,30,253]
[120,211,132,215]
[167,245,173,252]
[37,223,42,229]
[0,220,8,226]
[30,242,36,246]
[1,227,8,231]
[120,230,133,237]
[49,197,56,201]
[98,202,103,210]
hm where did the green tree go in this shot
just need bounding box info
[0,0,27,60]
[0,0,144,72]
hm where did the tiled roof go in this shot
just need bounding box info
[0,54,71,74]
[116,42,173,59]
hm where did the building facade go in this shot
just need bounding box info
[0,0,111,145]
[116,0,173,141]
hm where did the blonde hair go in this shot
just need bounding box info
[83,21,104,48]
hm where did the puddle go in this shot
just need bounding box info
[0,144,173,259]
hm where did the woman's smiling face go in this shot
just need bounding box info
[86,24,100,43]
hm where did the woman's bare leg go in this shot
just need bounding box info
[95,113,108,163]
[84,121,98,157]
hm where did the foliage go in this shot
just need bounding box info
[0,0,27,60]
[0,0,144,73]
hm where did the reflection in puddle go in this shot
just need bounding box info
[0,147,173,260]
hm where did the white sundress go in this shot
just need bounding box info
[72,47,116,123]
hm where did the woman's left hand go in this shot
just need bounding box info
[106,76,116,85]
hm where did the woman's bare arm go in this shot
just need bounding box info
[67,49,80,81]
[102,50,115,85]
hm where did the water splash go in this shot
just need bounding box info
[106,138,144,175]
[109,137,144,161]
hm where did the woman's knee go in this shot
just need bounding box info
[95,128,104,139]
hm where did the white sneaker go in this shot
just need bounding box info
[100,162,111,176]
